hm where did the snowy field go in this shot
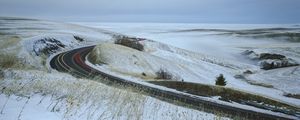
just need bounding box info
[0,17,231,120]
[79,22,300,106]
[1,17,300,119]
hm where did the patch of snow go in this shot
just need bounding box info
[0,94,62,120]
[247,66,300,94]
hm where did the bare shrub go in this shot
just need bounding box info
[155,68,173,80]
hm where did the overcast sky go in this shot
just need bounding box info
[0,0,300,23]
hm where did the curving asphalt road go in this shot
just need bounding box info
[50,45,295,120]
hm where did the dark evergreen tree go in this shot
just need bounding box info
[215,74,226,86]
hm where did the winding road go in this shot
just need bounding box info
[50,45,295,120]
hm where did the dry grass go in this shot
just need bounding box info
[149,81,299,114]
[0,35,23,69]
[87,48,100,64]
[0,53,18,68]
[0,52,30,70]
[0,35,21,50]
[0,70,146,120]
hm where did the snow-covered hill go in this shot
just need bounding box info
[1,17,300,119]
[0,17,231,120]
[82,22,300,108]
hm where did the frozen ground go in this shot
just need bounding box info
[80,22,300,108]
[1,17,299,119]
[0,17,231,120]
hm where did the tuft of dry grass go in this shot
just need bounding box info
[87,48,100,64]
[0,53,18,68]
[0,35,22,69]
[0,36,21,50]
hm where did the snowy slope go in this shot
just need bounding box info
[81,22,300,108]
[0,69,230,120]
[1,17,300,120]
[0,17,231,120]
[88,42,300,108]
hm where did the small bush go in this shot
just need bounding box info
[155,69,173,80]
[215,74,226,86]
